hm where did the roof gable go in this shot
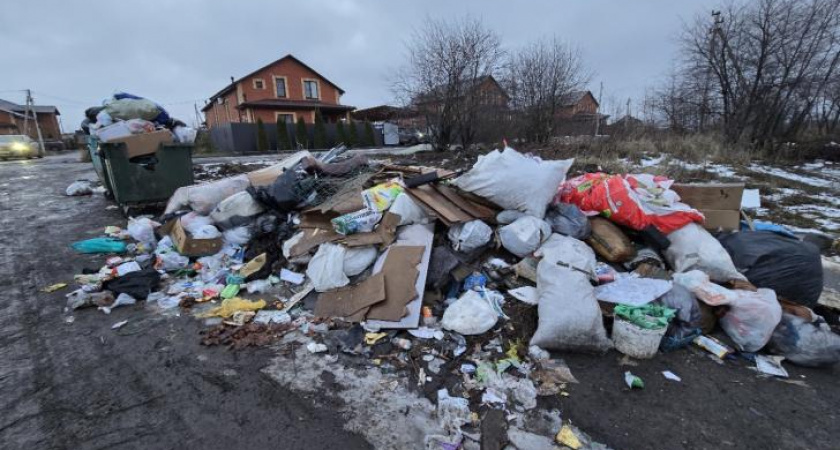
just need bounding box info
[208,54,346,101]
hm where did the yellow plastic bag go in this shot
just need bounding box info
[197,297,266,319]
[240,253,267,278]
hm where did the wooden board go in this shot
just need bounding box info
[407,185,474,225]
[435,185,497,220]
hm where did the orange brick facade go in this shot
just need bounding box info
[203,55,350,128]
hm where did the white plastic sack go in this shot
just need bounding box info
[389,193,429,226]
[343,246,379,277]
[66,180,93,196]
[496,210,527,225]
[447,220,493,253]
[193,224,221,239]
[535,233,597,278]
[665,223,746,282]
[173,125,197,144]
[530,261,612,352]
[165,174,251,215]
[498,216,551,258]
[158,252,189,271]
[180,213,214,235]
[441,290,498,335]
[306,243,350,292]
[223,226,251,246]
[454,147,573,218]
[127,217,160,245]
[210,191,265,230]
[674,270,782,352]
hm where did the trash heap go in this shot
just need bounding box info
[65,145,840,447]
[82,92,196,152]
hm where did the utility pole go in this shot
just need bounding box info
[626,97,632,131]
[25,90,45,153]
[194,103,202,128]
[700,10,722,133]
[594,81,604,136]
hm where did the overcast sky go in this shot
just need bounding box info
[1,0,718,132]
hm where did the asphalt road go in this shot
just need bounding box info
[2,154,840,450]
[0,155,371,450]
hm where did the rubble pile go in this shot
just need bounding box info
[62,144,840,447]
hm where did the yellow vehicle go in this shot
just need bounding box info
[0,135,44,160]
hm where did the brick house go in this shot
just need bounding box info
[0,98,61,140]
[202,54,354,128]
[555,90,609,136]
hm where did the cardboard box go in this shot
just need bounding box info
[246,150,310,186]
[169,218,222,257]
[105,129,174,159]
[672,183,745,210]
[700,209,740,231]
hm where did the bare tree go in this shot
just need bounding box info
[393,17,503,151]
[503,37,590,143]
[676,0,840,146]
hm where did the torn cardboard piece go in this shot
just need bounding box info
[246,151,310,186]
[365,246,424,321]
[315,272,386,320]
[365,224,434,329]
[338,212,400,248]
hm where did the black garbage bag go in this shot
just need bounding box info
[248,169,314,213]
[768,313,840,367]
[544,203,591,240]
[102,267,161,300]
[659,284,703,351]
[718,231,823,307]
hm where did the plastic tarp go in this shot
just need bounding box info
[769,313,840,367]
[718,231,823,307]
[558,173,703,234]
[454,146,573,218]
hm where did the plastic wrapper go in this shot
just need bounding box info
[71,238,127,254]
[544,202,591,239]
[674,270,781,352]
[66,180,93,196]
[454,146,573,218]
[769,313,840,367]
[192,224,221,239]
[361,180,404,212]
[331,208,382,235]
[558,173,703,234]
[223,226,252,246]
[127,217,160,245]
[441,290,498,335]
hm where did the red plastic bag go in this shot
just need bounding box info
[557,173,703,234]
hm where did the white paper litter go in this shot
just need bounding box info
[280,268,305,285]
[115,261,141,276]
[755,355,789,378]
[253,310,292,325]
[594,276,672,306]
[508,286,539,305]
[662,370,682,382]
[111,320,129,330]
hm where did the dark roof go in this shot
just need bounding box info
[207,54,346,102]
[352,105,416,121]
[416,75,509,104]
[0,98,59,115]
[238,99,355,112]
[560,90,596,107]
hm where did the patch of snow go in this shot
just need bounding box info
[749,164,836,188]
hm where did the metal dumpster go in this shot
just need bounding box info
[98,142,194,212]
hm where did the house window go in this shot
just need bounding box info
[253,79,265,90]
[274,77,287,98]
[303,80,319,100]
[276,113,294,124]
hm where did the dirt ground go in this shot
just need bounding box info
[1,154,839,450]
[0,156,371,450]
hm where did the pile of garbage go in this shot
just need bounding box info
[63,145,840,447]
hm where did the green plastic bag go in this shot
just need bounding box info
[614,304,676,330]
[71,238,127,254]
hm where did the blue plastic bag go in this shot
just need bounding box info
[71,238,127,254]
